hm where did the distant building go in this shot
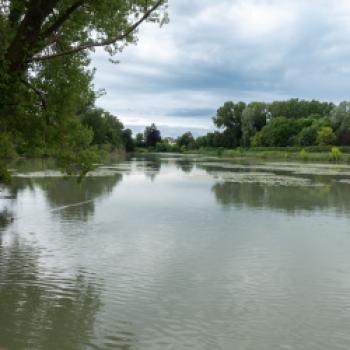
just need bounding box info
[163,137,177,145]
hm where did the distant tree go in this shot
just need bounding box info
[135,133,145,147]
[213,101,246,147]
[144,124,161,147]
[317,127,336,146]
[269,99,334,119]
[122,129,134,152]
[241,102,268,146]
[177,132,195,148]
[195,135,208,148]
[330,102,350,145]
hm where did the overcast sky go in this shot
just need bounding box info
[92,0,350,136]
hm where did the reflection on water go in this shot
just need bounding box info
[0,237,101,350]
[212,181,350,213]
[1,155,350,349]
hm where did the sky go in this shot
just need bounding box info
[92,0,350,137]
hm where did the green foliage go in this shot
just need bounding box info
[54,118,99,177]
[317,127,336,146]
[177,132,195,149]
[0,0,167,173]
[154,141,179,153]
[213,101,246,147]
[251,117,302,147]
[0,133,16,159]
[269,99,334,119]
[122,129,134,152]
[135,133,145,147]
[296,126,318,146]
[0,163,11,183]
[329,147,342,161]
[330,102,350,145]
[241,102,267,146]
[81,107,124,148]
[299,149,309,160]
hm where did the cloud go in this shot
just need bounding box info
[91,0,350,136]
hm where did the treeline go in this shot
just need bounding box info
[0,106,134,160]
[143,99,350,152]
[203,99,350,148]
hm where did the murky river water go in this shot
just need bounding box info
[1,154,350,350]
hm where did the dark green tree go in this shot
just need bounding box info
[144,123,161,147]
[135,133,145,147]
[177,131,195,149]
[213,101,246,147]
[241,102,268,146]
[122,128,134,152]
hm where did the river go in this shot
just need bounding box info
[1,154,350,350]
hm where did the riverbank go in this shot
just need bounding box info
[190,147,350,162]
[135,146,350,163]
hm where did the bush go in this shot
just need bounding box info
[317,127,336,146]
[329,147,342,161]
[300,149,309,160]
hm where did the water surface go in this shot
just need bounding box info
[1,155,350,350]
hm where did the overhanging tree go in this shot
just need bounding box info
[0,0,167,174]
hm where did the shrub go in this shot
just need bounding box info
[329,147,342,161]
[317,127,336,146]
[300,149,309,160]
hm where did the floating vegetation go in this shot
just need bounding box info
[211,171,319,187]
[198,160,350,177]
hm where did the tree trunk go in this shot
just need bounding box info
[5,0,58,76]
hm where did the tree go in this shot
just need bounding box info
[1,1,167,78]
[135,133,145,147]
[144,123,161,147]
[0,0,168,173]
[213,101,246,147]
[317,127,336,146]
[241,102,267,146]
[296,127,318,146]
[122,129,134,152]
[269,99,334,119]
[177,132,195,149]
[330,102,350,145]
[81,107,124,148]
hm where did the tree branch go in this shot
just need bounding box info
[31,0,163,62]
[40,0,86,40]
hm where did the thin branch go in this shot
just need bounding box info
[31,0,163,62]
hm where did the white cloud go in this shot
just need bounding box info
[91,0,350,136]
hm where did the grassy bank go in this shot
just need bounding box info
[187,146,350,162]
